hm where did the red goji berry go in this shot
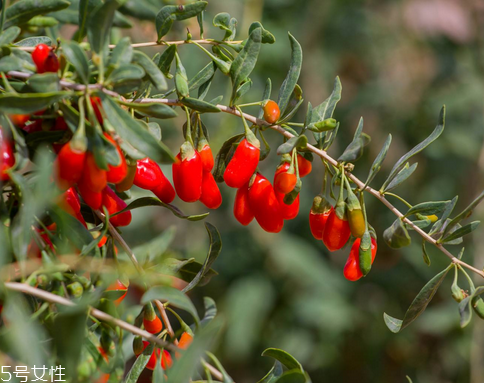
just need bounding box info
[276,192,299,220]
[200,171,222,209]
[322,209,351,251]
[133,157,163,190]
[55,141,86,190]
[343,237,377,281]
[115,162,137,192]
[161,350,173,370]
[106,279,128,306]
[224,138,260,188]
[172,141,203,202]
[297,154,312,178]
[139,341,159,370]
[43,50,59,73]
[309,195,333,240]
[248,173,284,233]
[151,173,176,204]
[79,152,107,193]
[101,186,132,227]
[0,127,15,182]
[32,44,51,73]
[78,181,102,210]
[274,162,297,194]
[234,182,254,226]
[60,187,87,228]
[143,315,163,334]
[91,96,103,124]
[197,138,214,172]
[10,114,30,128]
[103,133,127,184]
[263,100,280,124]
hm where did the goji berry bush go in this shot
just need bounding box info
[0,0,483,382]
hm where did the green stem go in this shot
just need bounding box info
[184,107,194,145]
[237,101,264,108]
[385,192,412,209]
[287,122,305,127]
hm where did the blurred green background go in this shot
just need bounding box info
[114,0,484,381]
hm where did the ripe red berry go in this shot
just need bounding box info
[101,186,132,227]
[263,100,280,124]
[234,182,254,226]
[309,207,333,240]
[0,127,15,182]
[115,162,137,193]
[133,157,164,190]
[248,173,284,233]
[297,154,312,178]
[138,341,158,370]
[55,141,86,190]
[175,332,193,359]
[78,181,102,210]
[200,171,222,209]
[60,187,87,227]
[79,152,107,193]
[106,279,128,305]
[274,162,297,194]
[43,51,59,73]
[322,209,351,251]
[151,173,176,204]
[103,133,127,184]
[224,138,260,188]
[144,315,163,334]
[276,192,299,220]
[91,97,104,124]
[344,237,377,281]
[198,139,214,172]
[172,142,203,202]
[32,44,51,73]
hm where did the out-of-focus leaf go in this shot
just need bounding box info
[383,218,411,249]
[381,106,445,191]
[181,97,221,113]
[0,92,69,114]
[62,40,90,84]
[0,26,20,45]
[257,361,284,383]
[383,265,452,333]
[156,1,208,40]
[182,223,222,293]
[5,0,70,28]
[422,240,431,266]
[26,15,58,27]
[258,78,272,119]
[0,54,22,72]
[274,370,307,383]
[458,297,473,328]
[200,297,217,326]
[26,73,60,93]
[277,33,302,114]
[262,348,303,371]
[142,286,200,324]
[14,36,52,46]
[122,101,177,119]
[158,44,176,79]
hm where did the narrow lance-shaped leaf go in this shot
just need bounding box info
[405,201,450,217]
[0,92,69,114]
[156,1,208,41]
[384,162,418,193]
[249,21,275,44]
[277,135,307,155]
[382,106,445,191]
[262,348,303,372]
[132,50,168,90]
[5,0,70,28]
[277,32,302,113]
[120,101,177,119]
[181,97,221,113]
[258,78,272,119]
[444,189,484,238]
[158,44,176,79]
[108,36,133,69]
[87,0,121,56]
[338,117,371,163]
[383,264,452,333]
[0,26,20,46]
[61,40,90,84]
[312,77,342,148]
[365,134,392,186]
[124,343,154,383]
[441,221,480,244]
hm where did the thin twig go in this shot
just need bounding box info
[4,281,179,352]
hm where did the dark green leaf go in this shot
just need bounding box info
[26,73,60,93]
[229,27,261,105]
[132,50,168,90]
[430,196,458,235]
[5,0,70,28]
[200,297,217,326]
[276,135,307,155]
[213,13,236,41]
[142,286,200,324]
[382,106,445,191]
[422,240,431,266]
[384,265,452,333]
[365,134,392,186]
[100,94,175,163]
[384,162,418,192]
[312,77,342,147]
[114,196,208,221]
[182,223,222,293]
[258,78,272,119]
[158,44,176,79]
[87,0,121,56]
[249,21,275,44]
[121,100,177,119]
[213,134,244,182]
[175,52,189,98]
[383,218,411,249]
[14,36,51,47]
[458,297,473,328]
[262,348,303,371]
[108,63,145,84]
[258,361,284,383]
[181,97,221,113]
[406,201,450,217]
[444,190,484,238]
[277,32,302,113]
[156,1,208,40]
[0,91,68,115]
[338,117,371,162]
[441,221,480,244]
[62,40,90,84]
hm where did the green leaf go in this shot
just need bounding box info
[430,196,458,235]
[277,32,302,114]
[383,218,411,249]
[422,240,431,266]
[124,342,154,383]
[26,73,60,93]
[213,13,237,41]
[121,101,177,119]
[277,135,307,155]
[175,52,189,99]
[142,286,200,324]
[26,15,58,27]
[190,62,216,91]
[383,265,452,333]
[458,296,473,328]
[365,134,392,186]
[62,40,90,84]
[156,1,208,41]
[262,348,303,371]
[312,77,342,147]
[249,21,275,44]
[5,0,70,29]
[108,63,145,84]
[444,190,484,238]
[406,201,450,217]
[0,54,22,72]
[87,0,121,56]
[382,106,445,192]
[200,297,217,326]
[338,117,371,162]
[258,362,284,383]
[99,94,175,163]
[108,36,133,69]
[115,196,208,221]
[229,27,261,105]
[274,370,307,383]
[14,36,51,47]
[0,92,69,114]
[181,97,221,113]
[213,134,244,182]
[384,162,418,192]
[0,26,20,46]
[182,223,222,293]
[258,78,272,119]
[132,50,167,90]
[157,44,176,79]
[441,221,480,244]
